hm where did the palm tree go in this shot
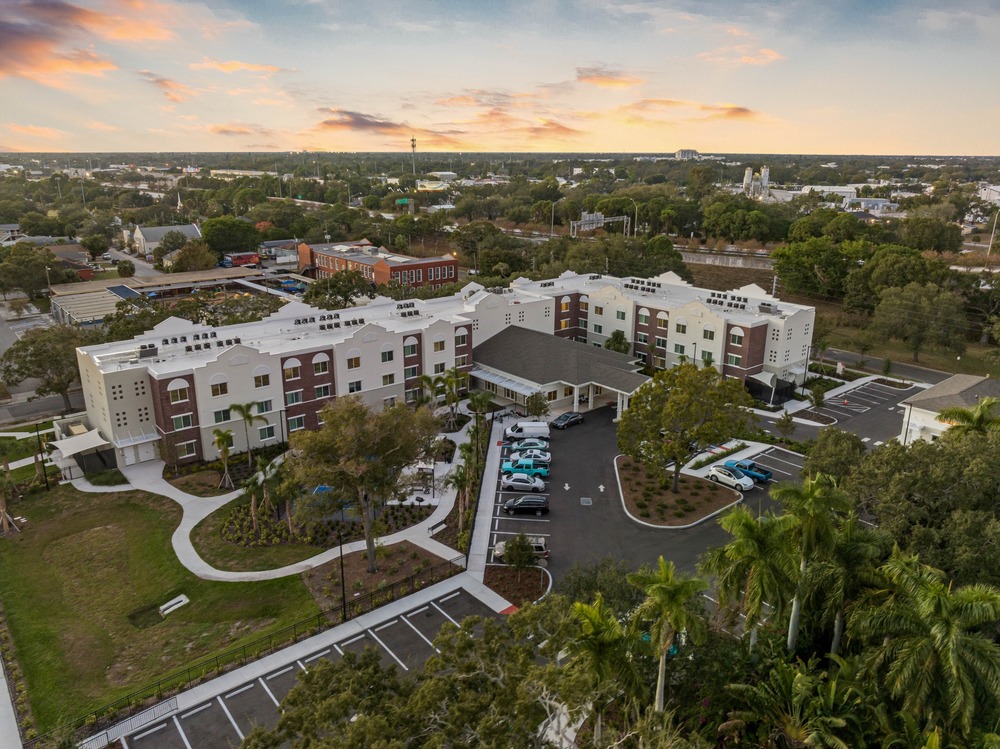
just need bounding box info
[418,372,445,410]
[443,461,471,531]
[0,440,14,481]
[229,402,268,468]
[851,548,1000,738]
[627,556,708,712]
[467,390,494,462]
[0,475,18,533]
[701,506,797,650]
[803,515,886,655]
[213,428,234,489]
[771,474,852,653]
[936,395,1000,436]
[441,366,468,429]
[569,593,644,744]
[240,471,261,534]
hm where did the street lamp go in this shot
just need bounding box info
[550,196,565,237]
[45,266,51,289]
[626,197,638,237]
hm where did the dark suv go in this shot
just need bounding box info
[502,495,550,516]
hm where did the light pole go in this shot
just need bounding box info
[626,197,639,237]
[987,209,1000,257]
[45,266,51,289]
[550,196,565,237]
[338,530,348,622]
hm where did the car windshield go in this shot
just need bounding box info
[728,467,747,478]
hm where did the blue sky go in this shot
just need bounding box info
[1,0,997,154]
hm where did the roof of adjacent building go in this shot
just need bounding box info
[49,267,261,296]
[902,374,1000,413]
[308,241,454,267]
[135,224,201,243]
[472,326,649,395]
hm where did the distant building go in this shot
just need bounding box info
[427,171,458,182]
[899,374,1000,444]
[843,197,899,213]
[297,240,458,289]
[674,149,699,160]
[126,224,201,256]
[979,183,1000,206]
[0,224,22,244]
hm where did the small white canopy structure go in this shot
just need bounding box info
[48,429,110,458]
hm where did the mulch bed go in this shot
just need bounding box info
[796,409,837,425]
[874,377,912,389]
[168,470,233,497]
[482,564,548,606]
[616,456,741,526]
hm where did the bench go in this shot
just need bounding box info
[428,520,447,536]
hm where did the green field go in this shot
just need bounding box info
[0,485,319,730]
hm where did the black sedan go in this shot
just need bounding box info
[550,412,584,429]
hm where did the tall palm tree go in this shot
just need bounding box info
[803,515,886,655]
[701,506,797,650]
[569,593,644,744]
[627,556,708,713]
[441,366,468,429]
[851,548,1000,738]
[467,390,494,462]
[443,461,471,531]
[0,440,14,481]
[229,402,268,468]
[213,428,234,489]
[937,395,1000,436]
[240,470,261,534]
[771,474,852,653]
[418,372,445,410]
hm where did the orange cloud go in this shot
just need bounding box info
[699,103,758,120]
[698,45,785,66]
[191,58,283,74]
[7,124,66,139]
[87,120,122,132]
[576,65,645,88]
[313,108,466,148]
[208,123,274,137]
[17,0,175,43]
[0,33,117,87]
[140,70,197,102]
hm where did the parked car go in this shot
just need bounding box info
[504,421,551,440]
[550,412,584,429]
[502,495,549,516]
[494,535,549,562]
[508,437,549,451]
[724,459,773,483]
[707,464,754,491]
[510,449,551,464]
[101,252,112,260]
[501,458,549,478]
[500,472,546,492]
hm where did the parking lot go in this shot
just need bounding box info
[803,379,917,446]
[123,588,499,749]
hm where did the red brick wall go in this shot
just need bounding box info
[281,350,336,433]
[149,373,202,461]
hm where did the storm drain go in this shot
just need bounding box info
[580,497,592,506]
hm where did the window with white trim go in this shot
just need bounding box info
[211,382,228,397]
[433,340,445,352]
[730,331,744,346]
[169,385,189,404]
[286,390,302,406]
[593,323,603,334]
[636,332,649,344]
[348,380,362,393]
[259,425,275,441]
[674,343,685,355]
[381,350,394,363]
[315,384,331,399]
[404,365,418,379]
[313,360,329,375]
[287,415,305,432]
[638,313,649,325]
[176,440,197,458]
[455,333,467,347]
[655,336,667,349]
[433,362,445,374]
[172,414,193,430]
[283,365,300,380]
[703,329,715,340]
[347,356,361,369]
[726,353,742,366]
[404,343,417,357]
[254,374,270,388]
[213,408,230,424]
[675,323,686,334]
[382,373,395,386]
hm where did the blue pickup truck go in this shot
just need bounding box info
[501,458,550,478]
[724,459,773,484]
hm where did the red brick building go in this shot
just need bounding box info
[297,240,458,289]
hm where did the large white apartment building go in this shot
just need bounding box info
[70,271,813,471]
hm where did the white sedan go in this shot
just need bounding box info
[707,464,754,492]
[500,472,546,493]
[507,438,549,451]
[510,449,551,464]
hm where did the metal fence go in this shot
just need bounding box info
[23,555,464,749]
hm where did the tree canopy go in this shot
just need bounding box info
[0,324,100,411]
[301,269,376,310]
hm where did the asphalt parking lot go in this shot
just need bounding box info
[123,589,499,749]
[807,379,917,446]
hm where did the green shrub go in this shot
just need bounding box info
[86,468,128,486]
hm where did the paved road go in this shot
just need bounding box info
[822,348,952,385]
[109,247,162,278]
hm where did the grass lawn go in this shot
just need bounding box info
[191,494,327,572]
[0,484,319,731]
[0,434,42,463]
[10,462,59,482]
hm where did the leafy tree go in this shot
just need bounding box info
[201,215,261,256]
[603,328,631,354]
[523,391,550,420]
[775,411,797,441]
[169,239,218,272]
[443,461,472,532]
[899,216,963,253]
[872,282,967,362]
[936,395,1000,435]
[701,506,797,649]
[803,428,867,481]
[440,366,468,429]
[556,556,647,617]
[230,402,268,468]
[287,397,438,572]
[116,259,135,278]
[102,297,171,340]
[0,324,98,411]
[771,475,853,652]
[852,549,1000,739]
[151,229,189,262]
[302,269,376,310]
[772,237,852,297]
[618,363,755,493]
[503,532,538,581]
[627,556,707,713]
[213,428,234,489]
[80,233,110,260]
[808,383,826,411]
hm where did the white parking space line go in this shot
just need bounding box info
[180,703,213,719]
[333,643,345,656]
[267,665,296,680]
[493,513,550,523]
[862,437,871,443]
[304,648,332,663]
[403,614,441,652]
[367,628,409,670]
[225,683,255,699]
[341,634,366,647]
[259,677,281,707]
[497,491,550,497]
[374,620,398,632]
[850,392,887,405]
[122,738,131,749]
[874,441,884,446]
[755,453,803,471]
[296,659,308,671]
[172,716,194,749]
[439,592,461,603]
[492,530,550,537]
[218,696,245,742]
[432,601,460,626]
[133,723,167,741]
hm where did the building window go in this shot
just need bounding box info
[347,356,361,370]
[348,380,362,393]
[286,390,303,406]
[211,382,228,397]
[257,400,271,414]
[674,343,685,355]
[404,343,417,357]
[313,360,329,375]
[169,386,189,404]
[449,266,454,278]
[283,365,300,380]
[638,313,649,325]
[172,414,193,430]
[259,425,275,441]
[254,374,270,388]
[315,384,331,399]
[288,415,305,432]
[559,319,569,330]
[382,373,395,386]
[675,323,687,334]
[703,329,715,341]
[455,333,467,347]
[594,305,604,316]
[433,362,445,374]
[213,408,230,424]
[176,440,197,458]
[616,310,626,321]
[657,317,669,329]
[547,390,558,401]
[560,301,570,312]
[433,340,445,352]
[405,388,420,403]
[455,354,469,367]
[726,354,742,366]
[384,395,397,407]
[730,331,744,346]
[381,350,394,363]
[579,301,589,312]
[404,365,418,379]
[655,336,667,349]
[701,350,714,364]
[636,332,649,344]
[593,323,603,334]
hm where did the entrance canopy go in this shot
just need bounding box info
[49,429,110,458]
[469,367,537,398]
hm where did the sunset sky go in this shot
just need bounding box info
[2,0,998,155]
